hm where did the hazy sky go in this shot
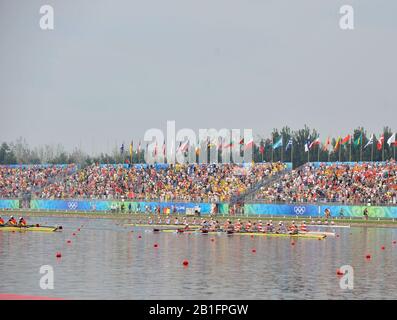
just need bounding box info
[0,0,396,154]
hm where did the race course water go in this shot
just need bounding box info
[1,216,397,299]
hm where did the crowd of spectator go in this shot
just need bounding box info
[254,161,397,205]
[2,161,397,205]
[0,163,286,203]
[0,165,77,198]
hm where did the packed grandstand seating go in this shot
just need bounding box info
[254,160,397,205]
[1,161,396,205]
[0,163,286,202]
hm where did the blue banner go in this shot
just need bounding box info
[244,204,319,216]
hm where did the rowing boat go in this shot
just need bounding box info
[307,224,350,229]
[159,229,326,239]
[0,226,61,232]
[125,223,201,228]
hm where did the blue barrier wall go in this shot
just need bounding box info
[244,204,319,217]
[29,199,224,214]
[0,200,19,209]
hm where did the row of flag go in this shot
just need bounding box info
[120,133,397,157]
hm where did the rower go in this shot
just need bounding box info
[257,220,263,232]
[277,221,287,234]
[289,221,298,234]
[148,216,153,225]
[7,216,17,226]
[234,219,242,232]
[245,220,252,232]
[174,217,179,225]
[165,216,171,225]
[300,221,308,232]
[0,216,4,226]
[18,217,27,227]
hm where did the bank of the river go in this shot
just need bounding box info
[2,209,397,228]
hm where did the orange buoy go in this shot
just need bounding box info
[318,237,322,240]
[56,252,62,258]
[182,260,189,266]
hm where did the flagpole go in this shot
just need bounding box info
[291,140,294,168]
[271,136,274,163]
[371,140,374,162]
[349,136,352,162]
[360,129,363,162]
[317,144,320,162]
[382,135,385,161]
[339,142,341,162]
[281,138,283,163]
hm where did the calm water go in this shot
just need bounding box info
[1,216,397,299]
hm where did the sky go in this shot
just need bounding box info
[0,0,396,154]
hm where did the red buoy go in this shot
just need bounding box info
[138,235,142,239]
[393,240,397,244]
[366,254,371,260]
[182,260,189,266]
[72,233,76,236]
[66,240,71,244]
[336,234,340,238]
[77,228,81,232]
[291,241,295,246]
[56,252,62,258]
[210,238,215,242]
[252,248,256,253]
[381,246,385,250]
[154,243,158,248]
[250,235,254,239]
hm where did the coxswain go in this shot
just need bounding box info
[7,216,17,226]
[18,217,27,227]
[0,216,4,226]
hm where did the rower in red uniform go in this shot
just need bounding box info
[7,216,17,226]
[18,217,27,227]
[289,221,298,234]
[257,220,263,232]
[0,216,5,226]
[300,221,308,232]
[245,220,252,232]
[234,219,242,232]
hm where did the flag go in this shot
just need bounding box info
[137,141,141,160]
[244,138,254,150]
[195,140,200,156]
[285,139,293,151]
[259,144,265,155]
[180,140,189,152]
[341,134,351,145]
[323,137,331,151]
[153,141,158,156]
[309,137,320,149]
[239,138,244,145]
[272,137,283,150]
[387,133,396,146]
[364,134,374,149]
[129,141,133,158]
[334,137,341,152]
[354,133,362,146]
[120,144,124,154]
[377,134,384,151]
